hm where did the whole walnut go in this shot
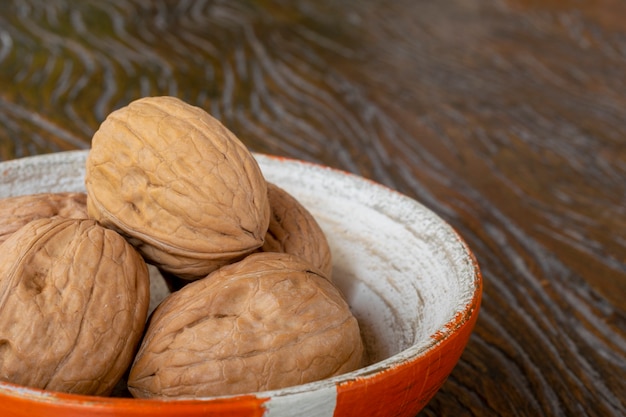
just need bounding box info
[128,252,364,399]
[0,218,150,396]
[261,182,333,278]
[85,96,270,280]
[0,192,87,245]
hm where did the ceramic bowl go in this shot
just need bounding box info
[0,150,482,417]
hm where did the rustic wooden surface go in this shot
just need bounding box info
[0,1,624,415]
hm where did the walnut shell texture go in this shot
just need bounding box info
[85,96,270,280]
[128,252,364,399]
[262,182,333,278]
[0,218,150,396]
[0,192,87,245]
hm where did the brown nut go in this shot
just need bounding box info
[85,96,270,280]
[261,182,333,278]
[0,218,150,396]
[127,252,364,399]
[0,192,87,245]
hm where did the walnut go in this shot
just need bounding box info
[85,96,270,280]
[0,192,87,245]
[127,252,364,398]
[261,182,333,278]
[0,218,150,396]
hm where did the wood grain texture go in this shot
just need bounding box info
[0,0,624,416]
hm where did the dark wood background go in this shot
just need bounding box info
[1,1,624,416]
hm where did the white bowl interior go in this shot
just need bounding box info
[255,154,476,365]
[0,150,477,372]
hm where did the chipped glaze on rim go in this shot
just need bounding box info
[0,150,482,417]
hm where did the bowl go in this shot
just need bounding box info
[0,150,482,417]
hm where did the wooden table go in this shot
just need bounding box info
[1,1,624,416]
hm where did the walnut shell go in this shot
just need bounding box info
[0,192,87,245]
[127,252,364,399]
[85,96,270,280]
[261,182,333,278]
[0,218,150,396]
